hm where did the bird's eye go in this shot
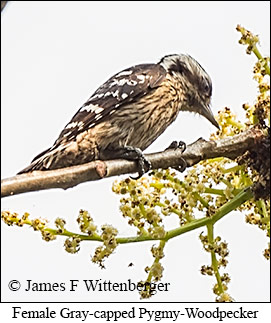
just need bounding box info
[202,80,211,95]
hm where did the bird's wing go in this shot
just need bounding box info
[53,63,166,147]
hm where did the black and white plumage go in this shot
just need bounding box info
[18,54,219,175]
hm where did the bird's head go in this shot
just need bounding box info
[159,54,219,129]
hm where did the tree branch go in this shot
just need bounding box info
[1,128,263,198]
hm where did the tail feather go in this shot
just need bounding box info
[30,147,51,163]
[17,141,95,174]
[17,147,61,174]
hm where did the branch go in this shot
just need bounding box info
[1,128,263,198]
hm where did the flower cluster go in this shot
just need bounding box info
[1,210,56,242]
[237,26,270,198]
[64,236,81,254]
[236,24,259,55]
[200,233,229,269]
[77,209,97,235]
[55,217,66,234]
[112,132,267,301]
[1,210,26,226]
[211,107,244,140]
[91,225,118,268]
[113,157,254,231]
[216,292,234,303]
[242,55,270,130]
[112,176,166,235]
[200,232,232,302]
[245,199,270,259]
[211,27,270,204]
[139,242,165,299]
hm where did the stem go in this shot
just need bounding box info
[211,187,253,224]
[207,223,224,295]
[165,188,252,240]
[155,202,182,216]
[45,228,103,241]
[260,200,268,219]
[253,46,270,75]
[164,216,212,241]
[256,199,269,219]
[193,192,209,208]
[221,165,242,174]
[221,178,233,188]
[139,203,147,217]
[146,240,166,282]
[239,168,253,187]
[204,187,226,196]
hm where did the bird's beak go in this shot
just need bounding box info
[201,104,220,129]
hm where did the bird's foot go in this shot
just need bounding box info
[120,146,151,179]
[101,146,151,179]
[166,140,186,153]
[165,140,187,172]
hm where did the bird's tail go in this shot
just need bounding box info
[17,147,60,174]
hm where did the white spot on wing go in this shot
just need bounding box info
[64,121,84,133]
[115,70,133,77]
[65,121,78,129]
[94,114,103,121]
[137,75,146,83]
[117,79,129,86]
[109,78,138,87]
[81,104,102,113]
[77,121,84,130]
[112,90,119,98]
[121,93,128,99]
[95,107,104,114]
[127,80,137,86]
[91,93,105,99]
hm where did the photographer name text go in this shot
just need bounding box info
[22,279,170,295]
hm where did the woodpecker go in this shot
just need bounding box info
[18,54,219,175]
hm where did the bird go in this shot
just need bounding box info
[18,53,219,176]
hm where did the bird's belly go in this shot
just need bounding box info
[101,103,179,151]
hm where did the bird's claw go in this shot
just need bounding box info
[166,140,187,172]
[166,140,186,153]
[100,145,151,179]
[130,149,152,180]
